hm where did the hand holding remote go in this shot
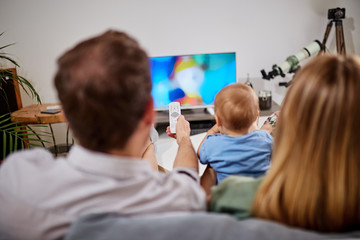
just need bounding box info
[174,115,191,144]
[166,115,191,143]
[169,102,181,134]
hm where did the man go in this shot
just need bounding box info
[0,30,206,240]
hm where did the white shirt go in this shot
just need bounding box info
[0,145,206,240]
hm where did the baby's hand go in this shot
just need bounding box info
[261,111,279,135]
[261,123,273,134]
[208,124,220,135]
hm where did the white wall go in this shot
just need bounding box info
[1,0,359,144]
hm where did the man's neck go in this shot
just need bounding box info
[108,123,151,159]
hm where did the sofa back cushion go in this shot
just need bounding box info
[65,212,360,240]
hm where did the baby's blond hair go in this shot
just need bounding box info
[214,83,259,131]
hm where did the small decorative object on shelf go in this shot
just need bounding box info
[258,90,272,110]
[244,73,253,89]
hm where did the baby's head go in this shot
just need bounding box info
[214,83,259,133]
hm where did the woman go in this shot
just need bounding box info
[210,55,360,232]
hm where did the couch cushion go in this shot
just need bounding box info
[65,212,360,240]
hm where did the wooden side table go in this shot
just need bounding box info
[11,103,66,123]
[11,103,70,156]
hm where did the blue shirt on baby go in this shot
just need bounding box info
[199,130,273,183]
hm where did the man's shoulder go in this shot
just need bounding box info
[4,148,54,163]
[1,148,55,178]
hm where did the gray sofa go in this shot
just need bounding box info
[65,212,360,240]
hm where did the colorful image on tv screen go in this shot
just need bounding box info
[150,52,236,109]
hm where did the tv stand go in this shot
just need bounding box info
[155,108,214,124]
[154,101,280,135]
[206,107,215,116]
[155,108,215,135]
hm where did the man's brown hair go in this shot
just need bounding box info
[214,83,259,131]
[54,30,152,152]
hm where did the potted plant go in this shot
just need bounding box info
[0,32,49,160]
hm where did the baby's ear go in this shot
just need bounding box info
[215,114,222,126]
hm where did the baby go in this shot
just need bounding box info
[198,83,273,193]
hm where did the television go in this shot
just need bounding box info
[149,52,237,110]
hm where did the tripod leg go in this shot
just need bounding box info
[335,20,346,55]
[318,20,333,55]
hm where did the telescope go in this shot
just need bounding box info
[261,40,322,80]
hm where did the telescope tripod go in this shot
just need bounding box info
[319,18,346,55]
[278,18,346,88]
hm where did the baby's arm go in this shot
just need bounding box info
[260,123,273,134]
[197,124,220,158]
[200,165,217,203]
[260,111,279,135]
[197,124,219,202]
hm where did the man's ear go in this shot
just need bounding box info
[143,97,155,126]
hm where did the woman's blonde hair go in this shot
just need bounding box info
[215,83,258,131]
[252,55,360,232]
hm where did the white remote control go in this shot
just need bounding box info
[169,102,181,134]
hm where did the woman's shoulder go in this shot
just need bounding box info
[210,176,264,219]
[216,175,264,189]
[211,175,264,204]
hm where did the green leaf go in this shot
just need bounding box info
[0,55,20,67]
[0,33,41,104]
[1,32,46,159]
[14,132,18,151]
[15,75,41,103]
[0,122,20,129]
[3,131,6,159]
[0,113,51,159]
[9,131,13,152]
[0,42,16,51]
[0,114,12,125]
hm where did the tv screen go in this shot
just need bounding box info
[149,52,236,110]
